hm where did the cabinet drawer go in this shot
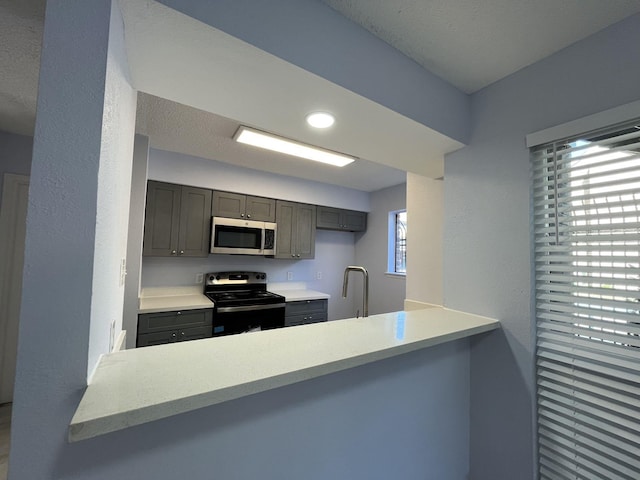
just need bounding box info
[178,325,212,342]
[285,313,328,327]
[138,309,213,334]
[285,299,327,316]
[137,330,179,347]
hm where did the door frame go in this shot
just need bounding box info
[0,173,30,404]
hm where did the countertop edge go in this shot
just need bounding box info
[68,310,498,443]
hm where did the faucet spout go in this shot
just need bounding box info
[342,265,369,317]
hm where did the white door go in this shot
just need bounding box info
[0,174,29,404]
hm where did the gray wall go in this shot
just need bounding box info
[444,13,640,480]
[0,130,32,201]
[354,182,406,316]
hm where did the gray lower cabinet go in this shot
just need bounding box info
[275,201,316,259]
[143,181,212,257]
[212,191,276,222]
[316,206,367,232]
[137,308,213,347]
[285,299,328,327]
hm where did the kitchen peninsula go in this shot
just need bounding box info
[69,306,499,442]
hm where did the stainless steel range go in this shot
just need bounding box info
[204,271,285,336]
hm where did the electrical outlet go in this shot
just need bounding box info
[316,271,322,280]
[195,273,204,284]
[287,271,293,281]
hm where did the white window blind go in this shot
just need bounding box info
[533,121,640,480]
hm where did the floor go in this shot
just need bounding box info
[0,403,10,480]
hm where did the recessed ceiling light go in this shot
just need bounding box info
[306,112,335,129]
[234,126,355,167]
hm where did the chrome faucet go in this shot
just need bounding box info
[342,265,369,318]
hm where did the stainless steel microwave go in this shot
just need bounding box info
[210,217,277,256]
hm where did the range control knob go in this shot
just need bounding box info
[261,274,266,279]
[256,274,260,280]
[208,275,214,281]
[216,275,221,281]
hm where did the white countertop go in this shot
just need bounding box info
[69,306,499,442]
[271,288,330,302]
[138,286,213,314]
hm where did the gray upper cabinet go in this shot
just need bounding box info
[316,206,367,232]
[275,201,316,259]
[212,191,276,222]
[143,181,212,257]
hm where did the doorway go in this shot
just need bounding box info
[0,173,29,404]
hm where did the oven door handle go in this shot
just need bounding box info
[216,303,285,313]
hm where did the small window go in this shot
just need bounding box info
[388,210,407,275]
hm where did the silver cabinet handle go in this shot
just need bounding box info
[171,332,177,338]
[240,213,245,217]
[177,311,181,315]
[297,254,301,258]
[247,214,251,219]
[291,254,295,257]
[171,250,177,255]
[179,250,184,255]
[181,331,185,336]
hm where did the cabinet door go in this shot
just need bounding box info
[143,181,181,256]
[212,191,246,219]
[178,186,212,257]
[275,201,296,259]
[246,196,276,222]
[316,206,342,230]
[295,204,316,259]
[343,210,367,232]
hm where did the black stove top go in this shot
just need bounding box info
[204,271,284,307]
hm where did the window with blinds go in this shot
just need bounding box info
[533,121,640,480]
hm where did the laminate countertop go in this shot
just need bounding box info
[69,306,499,442]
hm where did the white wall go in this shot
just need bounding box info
[123,135,150,348]
[444,13,640,480]
[88,0,138,372]
[9,0,137,477]
[354,182,406,316]
[149,148,370,211]
[405,173,443,305]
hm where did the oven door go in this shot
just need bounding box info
[212,303,285,337]
[211,217,265,255]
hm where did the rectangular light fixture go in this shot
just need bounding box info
[234,126,356,167]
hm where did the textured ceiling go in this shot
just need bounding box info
[322,0,640,93]
[3,0,640,190]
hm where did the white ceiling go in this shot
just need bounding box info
[2,0,640,191]
[322,0,640,93]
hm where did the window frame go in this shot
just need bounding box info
[387,209,407,276]
[532,119,640,480]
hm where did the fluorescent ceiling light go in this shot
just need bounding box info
[306,112,335,129]
[234,126,355,167]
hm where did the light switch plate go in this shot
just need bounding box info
[195,273,204,284]
[119,258,126,286]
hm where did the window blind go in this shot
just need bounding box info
[533,121,640,480]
